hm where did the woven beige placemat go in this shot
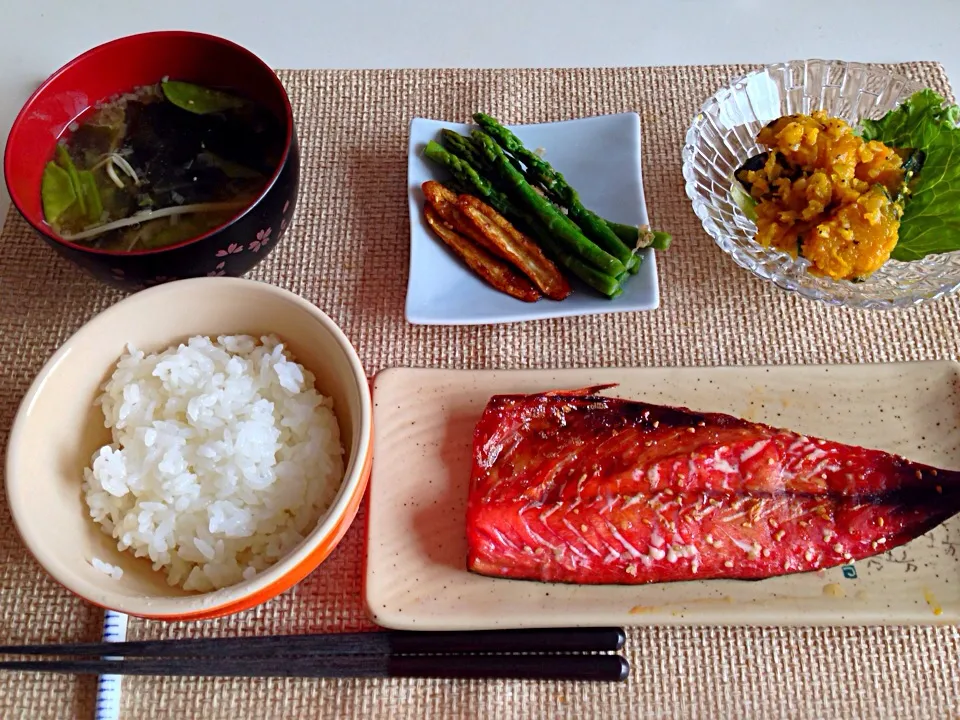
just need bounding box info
[0,63,959,720]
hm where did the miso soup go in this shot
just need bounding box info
[41,80,284,252]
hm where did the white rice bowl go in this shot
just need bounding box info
[82,334,345,592]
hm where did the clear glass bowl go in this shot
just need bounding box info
[682,59,960,310]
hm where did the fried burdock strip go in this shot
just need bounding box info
[457,195,572,301]
[421,181,509,261]
[423,204,541,302]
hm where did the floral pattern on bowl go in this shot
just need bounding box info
[682,59,960,310]
[249,227,273,253]
[216,243,245,258]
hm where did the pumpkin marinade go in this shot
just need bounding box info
[736,111,912,281]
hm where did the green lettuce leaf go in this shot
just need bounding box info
[730,180,757,222]
[859,89,960,262]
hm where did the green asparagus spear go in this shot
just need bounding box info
[423,141,519,219]
[428,139,570,241]
[605,220,673,251]
[424,141,492,192]
[441,130,543,232]
[605,220,668,274]
[606,220,639,245]
[440,130,490,173]
[571,206,640,270]
[471,130,626,277]
[441,129,529,180]
[504,159,646,280]
[473,113,638,270]
[532,228,623,298]
[594,219,641,275]
[649,232,672,251]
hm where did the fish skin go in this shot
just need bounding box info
[466,386,960,584]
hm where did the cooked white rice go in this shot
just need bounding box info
[91,557,124,580]
[83,334,344,592]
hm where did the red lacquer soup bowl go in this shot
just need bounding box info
[3,31,299,291]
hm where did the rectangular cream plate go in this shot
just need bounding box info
[365,364,960,630]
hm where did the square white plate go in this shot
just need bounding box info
[405,113,659,325]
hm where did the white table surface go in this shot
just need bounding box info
[1,0,957,222]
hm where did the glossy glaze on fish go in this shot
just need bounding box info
[466,386,960,584]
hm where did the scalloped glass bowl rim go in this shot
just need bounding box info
[681,59,960,310]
